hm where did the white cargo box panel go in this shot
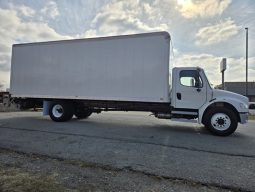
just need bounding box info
[10,32,170,103]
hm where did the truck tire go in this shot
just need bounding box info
[74,110,92,119]
[49,101,74,122]
[204,107,238,136]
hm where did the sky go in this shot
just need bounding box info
[0,0,255,90]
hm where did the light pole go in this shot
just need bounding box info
[245,27,248,97]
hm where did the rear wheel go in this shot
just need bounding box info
[204,107,238,136]
[74,106,92,119]
[74,109,92,119]
[49,101,74,122]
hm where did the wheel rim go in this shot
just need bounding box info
[52,104,64,118]
[211,113,231,131]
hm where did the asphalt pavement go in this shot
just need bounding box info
[0,111,254,191]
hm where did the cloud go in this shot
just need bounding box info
[0,70,10,91]
[19,5,35,17]
[176,0,231,19]
[41,1,60,19]
[174,53,255,86]
[83,29,98,38]
[195,18,240,45]
[0,8,69,43]
[174,53,221,85]
[0,7,71,89]
[8,1,59,20]
[9,4,35,18]
[0,53,11,71]
[226,57,255,83]
[83,0,169,37]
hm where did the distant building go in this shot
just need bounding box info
[215,82,255,102]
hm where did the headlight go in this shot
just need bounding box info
[240,103,248,109]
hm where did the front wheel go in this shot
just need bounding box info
[204,107,238,136]
[49,101,74,122]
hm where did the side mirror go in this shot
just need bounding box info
[190,79,195,87]
[194,72,202,88]
[194,78,202,88]
[195,81,200,88]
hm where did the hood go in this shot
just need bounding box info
[213,89,249,105]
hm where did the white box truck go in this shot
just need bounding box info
[10,32,249,136]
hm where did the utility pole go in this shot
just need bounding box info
[245,27,248,96]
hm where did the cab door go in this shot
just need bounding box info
[172,68,207,109]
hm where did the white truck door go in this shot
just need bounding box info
[173,68,207,109]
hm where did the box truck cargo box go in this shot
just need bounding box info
[11,32,170,103]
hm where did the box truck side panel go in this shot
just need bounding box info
[10,32,170,103]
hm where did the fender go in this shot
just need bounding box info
[198,97,246,124]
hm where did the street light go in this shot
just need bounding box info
[245,27,248,97]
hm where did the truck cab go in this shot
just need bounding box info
[170,67,249,136]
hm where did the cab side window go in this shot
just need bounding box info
[180,70,203,88]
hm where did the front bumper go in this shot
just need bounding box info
[240,112,248,124]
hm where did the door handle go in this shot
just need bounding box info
[196,88,201,92]
[177,93,181,100]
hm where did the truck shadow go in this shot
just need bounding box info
[0,113,247,139]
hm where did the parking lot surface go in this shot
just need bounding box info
[0,111,255,191]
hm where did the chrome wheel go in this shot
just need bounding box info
[211,113,231,131]
[52,104,64,118]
